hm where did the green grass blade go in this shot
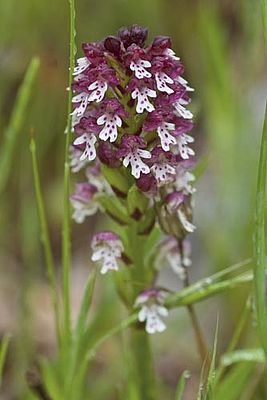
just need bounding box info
[0,335,10,387]
[213,363,254,400]
[221,349,265,366]
[41,361,62,400]
[30,137,60,344]
[215,298,250,385]
[253,103,267,361]
[262,0,267,50]
[175,370,189,400]
[62,0,77,345]
[75,269,97,337]
[165,272,252,309]
[205,317,219,399]
[0,57,40,194]
[63,270,97,396]
[71,313,138,394]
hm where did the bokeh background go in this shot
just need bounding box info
[0,0,266,398]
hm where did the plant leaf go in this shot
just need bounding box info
[0,335,10,387]
[253,103,267,361]
[175,370,190,400]
[221,349,265,367]
[0,57,40,194]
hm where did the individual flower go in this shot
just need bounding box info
[69,146,89,173]
[117,135,151,179]
[135,288,168,334]
[149,147,176,186]
[174,165,196,195]
[73,132,97,161]
[155,72,174,94]
[156,237,192,279]
[176,133,195,159]
[96,99,128,143]
[174,97,193,120]
[73,57,91,76]
[130,59,152,79]
[91,231,124,274]
[72,115,100,161]
[70,183,99,223]
[165,192,196,234]
[157,122,176,151]
[131,85,157,114]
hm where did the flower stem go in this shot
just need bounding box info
[130,327,157,400]
[178,239,211,367]
[127,221,157,399]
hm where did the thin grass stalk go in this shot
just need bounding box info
[0,335,10,388]
[62,0,77,344]
[30,137,61,345]
[0,57,40,195]
[253,103,267,361]
[178,239,211,368]
[262,0,267,50]
[215,298,250,386]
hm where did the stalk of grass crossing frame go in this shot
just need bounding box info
[30,137,61,345]
[62,0,77,344]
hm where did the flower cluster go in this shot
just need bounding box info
[69,25,196,334]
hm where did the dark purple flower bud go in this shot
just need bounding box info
[165,191,184,213]
[82,42,105,65]
[71,182,98,203]
[136,173,157,194]
[104,36,122,56]
[118,25,148,49]
[151,36,172,54]
[97,141,120,167]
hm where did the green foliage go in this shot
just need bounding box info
[253,104,267,361]
[1,0,267,399]
[0,335,10,388]
[175,370,189,400]
[0,57,39,194]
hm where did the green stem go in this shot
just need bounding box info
[30,138,61,345]
[127,221,157,399]
[130,327,156,400]
[178,239,210,367]
[62,0,76,345]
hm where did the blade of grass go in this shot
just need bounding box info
[165,272,252,309]
[70,313,138,395]
[253,103,267,361]
[221,349,265,367]
[64,269,97,396]
[262,0,267,50]
[62,0,77,345]
[213,363,254,400]
[75,269,97,337]
[175,370,189,400]
[0,57,40,195]
[215,297,251,385]
[0,335,10,387]
[41,361,62,400]
[205,317,219,399]
[30,137,60,344]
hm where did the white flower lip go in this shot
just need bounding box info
[155,72,174,94]
[91,233,124,274]
[122,148,151,179]
[131,87,156,114]
[97,112,122,143]
[130,59,152,80]
[73,133,97,161]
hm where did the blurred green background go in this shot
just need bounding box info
[0,0,266,398]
